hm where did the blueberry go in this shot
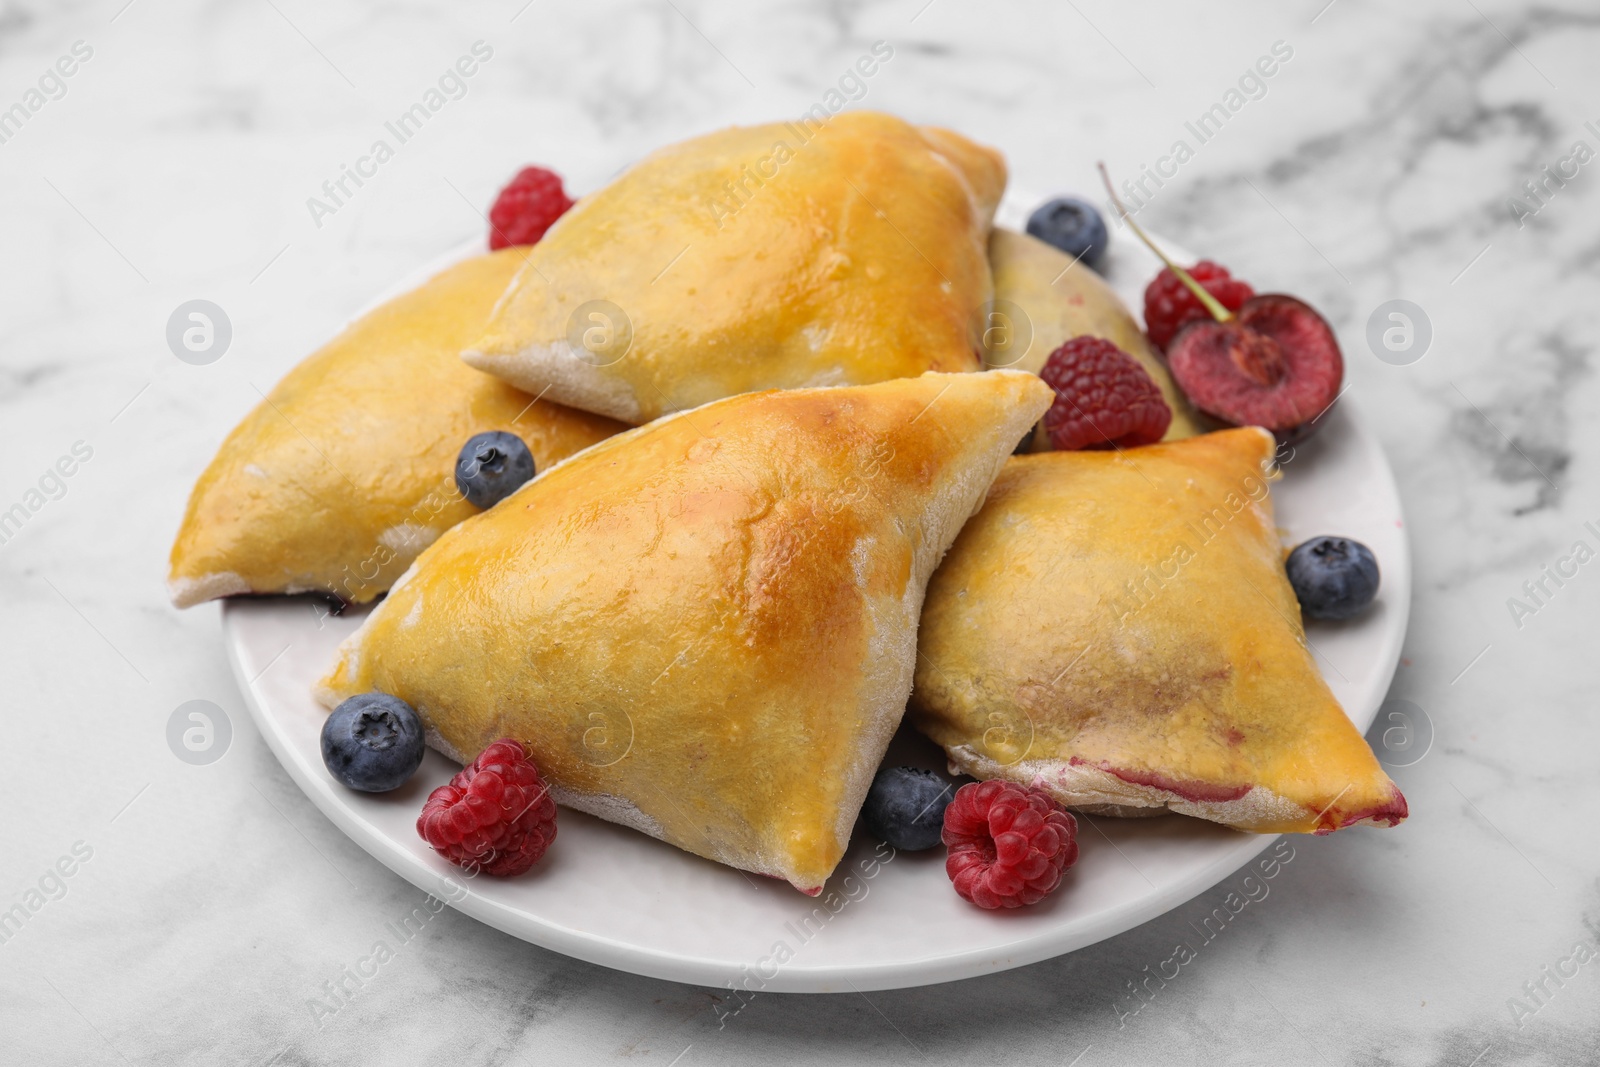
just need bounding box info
[1286,536,1380,621]
[321,693,426,792]
[455,431,535,509]
[1026,196,1109,269]
[861,766,955,851]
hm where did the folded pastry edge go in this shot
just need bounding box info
[168,571,252,610]
[463,341,646,424]
[942,744,1408,835]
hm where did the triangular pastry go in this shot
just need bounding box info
[910,428,1407,834]
[318,370,1054,892]
[986,227,1205,445]
[463,111,1005,424]
[169,251,624,608]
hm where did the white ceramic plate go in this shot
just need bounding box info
[222,191,1409,992]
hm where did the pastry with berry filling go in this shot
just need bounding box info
[168,251,624,608]
[910,428,1407,834]
[463,111,1005,424]
[317,371,1054,893]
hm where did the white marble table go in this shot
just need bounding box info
[3,0,1597,1062]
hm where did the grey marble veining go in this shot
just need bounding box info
[2,0,1598,1064]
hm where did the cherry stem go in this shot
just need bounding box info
[1097,162,1233,324]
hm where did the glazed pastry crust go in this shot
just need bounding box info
[986,227,1207,447]
[318,371,1054,893]
[910,429,1407,834]
[464,112,1004,424]
[168,251,624,607]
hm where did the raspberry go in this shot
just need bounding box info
[1143,260,1255,352]
[942,780,1078,909]
[487,166,574,250]
[417,739,557,876]
[1038,336,1172,451]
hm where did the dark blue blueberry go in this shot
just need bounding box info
[321,693,426,792]
[1025,196,1109,269]
[862,766,954,851]
[1286,536,1380,621]
[455,431,535,509]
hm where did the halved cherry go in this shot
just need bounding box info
[1098,164,1345,440]
[1166,294,1342,436]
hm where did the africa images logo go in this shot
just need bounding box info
[0,440,93,550]
[0,40,93,147]
[706,41,895,230]
[0,841,94,947]
[305,41,494,228]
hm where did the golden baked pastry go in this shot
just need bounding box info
[910,428,1407,834]
[318,370,1054,892]
[463,111,1005,424]
[169,251,624,608]
[986,227,1205,447]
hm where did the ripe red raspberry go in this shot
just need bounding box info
[943,780,1078,909]
[417,739,556,877]
[1143,260,1255,352]
[1039,336,1172,451]
[487,166,574,250]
